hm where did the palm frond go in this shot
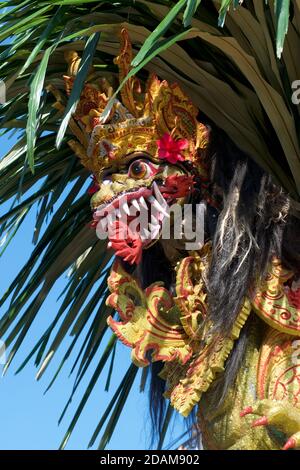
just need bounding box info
[0,0,299,449]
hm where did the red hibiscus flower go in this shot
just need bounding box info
[157,133,188,164]
[108,220,142,265]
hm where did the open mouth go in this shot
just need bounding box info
[91,173,194,265]
[93,182,171,265]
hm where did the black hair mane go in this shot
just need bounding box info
[141,127,300,446]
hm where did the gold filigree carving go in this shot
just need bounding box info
[250,258,300,336]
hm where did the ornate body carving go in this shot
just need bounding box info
[63,29,300,450]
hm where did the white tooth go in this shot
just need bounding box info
[122,201,130,215]
[155,201,170,218]
[149,222,159,232]
[148,195,161,212]
[106,214,113,225]
[132,199,140,211]
[148,195,170,218]
[141,228,151,239]
[129,204,138,216]
[107,210,117,224]
[139,196,148,209]
[116,208,121,218]
[108,208,114,218]
[151,214,159,225]
[148,224,160,239]
[97,217,108,233]
[153,182,168,206]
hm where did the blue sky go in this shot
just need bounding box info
[0,132,186,450]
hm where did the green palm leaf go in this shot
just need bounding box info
[0,0,299,450]
[56,31,101,149]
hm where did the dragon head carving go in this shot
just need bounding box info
[64,29,210,266]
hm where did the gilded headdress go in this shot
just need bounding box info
[63,29,209,180]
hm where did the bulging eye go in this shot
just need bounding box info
[128,160,152,179]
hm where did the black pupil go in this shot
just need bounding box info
[132,162,143,174]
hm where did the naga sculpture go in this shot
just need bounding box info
[57,29,300,450]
